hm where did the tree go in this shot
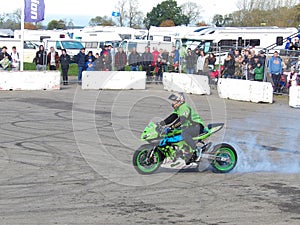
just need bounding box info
[0,9,21,30]
[115,0,127,27]
[230,0,300,27]
[67,20,74,29]
[47,19,66,30]
[160,19,175,27]
[127,0,144,28]
[24,23,36,29]
[143,0,189,29]
[180,2,202,25]
[89,16,116,26]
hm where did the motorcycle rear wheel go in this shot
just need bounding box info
[133,145,162,174]
[210,143,237,173]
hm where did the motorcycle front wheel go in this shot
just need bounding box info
[133,145,162,175]
[210,143,237,173]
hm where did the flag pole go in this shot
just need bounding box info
[20,0,25,71]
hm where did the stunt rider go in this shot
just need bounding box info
[159,93,205,163]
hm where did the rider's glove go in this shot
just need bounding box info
[164,127,171,134]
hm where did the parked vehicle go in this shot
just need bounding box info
[174,26,299,64]
[43,38,84,63]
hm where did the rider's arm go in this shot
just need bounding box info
[160,113,178,126]
[170,118,181,129]
[179,106,191,124]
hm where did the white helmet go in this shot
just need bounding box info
[168,93,185,109]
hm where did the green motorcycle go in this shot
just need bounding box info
[133,122,237,174]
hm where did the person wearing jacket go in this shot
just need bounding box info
[114,47,127,71]
[75,48,87,83]
[267,51,283,93]
[35,45,47,71]
[60,49,70,85]
[159,93,205,164]
[254,62,264,81]
[128,47,141,71]
[222,53,235,78]
[141,47,153,78]
[185,48,196,74]
[47,46,60,70]
[0,46,12,70]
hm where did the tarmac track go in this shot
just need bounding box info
[0,81,299,224]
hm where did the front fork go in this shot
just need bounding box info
[146,147,155,163]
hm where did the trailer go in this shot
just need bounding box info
[178,26,298,49]
[174,26,299,64]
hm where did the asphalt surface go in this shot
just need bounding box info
[0,79,299,224]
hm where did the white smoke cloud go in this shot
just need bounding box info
[230,135,300,173]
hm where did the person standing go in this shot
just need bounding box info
[151,47,160,74]
[47,46,60,70]
[60,49,70,85]
[35,45,47,71]
[141,46,153,78]
[99,51,111,71]
[75,48,87,83]
[268,51,283,93]
[196,50,207,75]
[94,53,102,71]
[86,57,95,71]
[222,53,235,78]
[254,62,264,82]
[10,46,20,71]
[0,46,12,70]
[185,48,196,74]
[207,53,216,70]
[128,47,141,71]
[114,47,127,71]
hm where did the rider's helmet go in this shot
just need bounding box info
[168,92,185,109]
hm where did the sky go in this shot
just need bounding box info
[1,0,238,26]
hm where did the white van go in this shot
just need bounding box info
[43,38,84,63]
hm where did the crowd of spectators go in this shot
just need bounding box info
[2,40,298,91]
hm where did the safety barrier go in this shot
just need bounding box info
[289,86,300,108]
[0,71,60,90]
[217,78,273,103]
[163,73,210,95]
[82,71,146,90]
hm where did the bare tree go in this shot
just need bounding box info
[180,2,202,25]
[67,19,74,28]
[237,0,299,11]
[127,0,144,28]
[115,0,127,26]
[232,0,300,27]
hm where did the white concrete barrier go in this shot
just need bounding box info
[218,78,251,101]
[289,86,300,108]
[0,71,60,90]
[82,71,146,90]
[163,72,210,95]
[217,78,273,103]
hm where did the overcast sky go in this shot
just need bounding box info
[1,0,238,26]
